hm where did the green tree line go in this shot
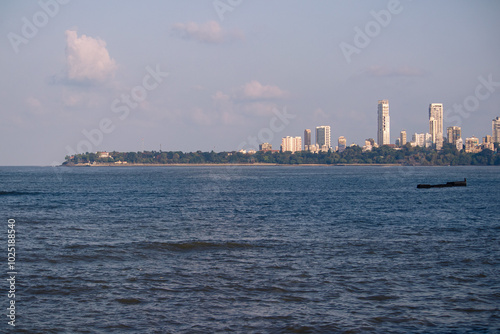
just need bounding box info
[63,143,500,166]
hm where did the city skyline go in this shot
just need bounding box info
[279,104,498,153]
[1,1,500,165]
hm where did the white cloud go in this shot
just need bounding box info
[237,80,289,100]
[171,21,243,44]
[65,30,117,83]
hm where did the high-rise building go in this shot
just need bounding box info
[446,126,462,146]
[316,126,331,151]
[281,136,302,153]
[377,100,390,146]
[429,103,444,149]
[493,117,500,143]
[304,129,311,150]
[400,130,407,147]
[338,136,346,152]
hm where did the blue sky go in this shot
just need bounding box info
[1,0,499,165]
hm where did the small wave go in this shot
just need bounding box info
[248,285,289,293]
[369,316,414,325]
[0,190,40,196]
[278,323,340,333]
[142,240,258,251]
[280,295,309,302]
[358,294,400,301]
[116,298,142,305]
[452,307,493,313]
[29,285,90,296]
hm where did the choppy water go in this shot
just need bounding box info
[1,166,499,333]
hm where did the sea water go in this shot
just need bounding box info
[1,166,499,333]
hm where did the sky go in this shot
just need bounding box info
[1,0,500,165]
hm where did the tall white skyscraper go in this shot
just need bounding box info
[377,100,390,146]
[429,103,444,149]
[493,117,500,143]
[316,126,331,151]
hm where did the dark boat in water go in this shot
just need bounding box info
[417,178,467,189]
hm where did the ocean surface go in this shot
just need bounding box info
[1,165,499,333]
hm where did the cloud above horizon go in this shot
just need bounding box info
[65,30,117,83]
[171,21,244,44]
[236,80,290,100]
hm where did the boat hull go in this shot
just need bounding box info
[417,179,466,189]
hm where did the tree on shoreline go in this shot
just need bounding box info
[63,144,500,166]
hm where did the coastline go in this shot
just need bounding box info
[63,145,500,167]
[62,162,403,167]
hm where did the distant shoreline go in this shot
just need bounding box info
[63,145,500,167]
[63,162,403,167]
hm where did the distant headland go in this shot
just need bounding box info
[63,143,500,166]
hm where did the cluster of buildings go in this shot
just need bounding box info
[279,126,334,154]
[257,101,499,154]
[263,126,336,154]
[385,102,499,153]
